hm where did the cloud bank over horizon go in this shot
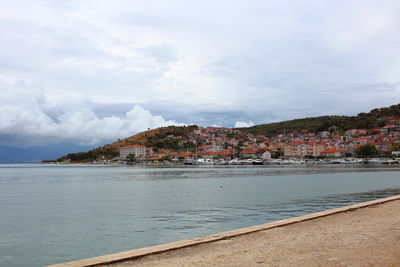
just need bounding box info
[234,121,255,128]
[1,0,400,147]
[0,84,185,147]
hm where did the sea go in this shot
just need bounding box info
[1,164,400,266]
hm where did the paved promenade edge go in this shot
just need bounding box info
[47,194,400,267]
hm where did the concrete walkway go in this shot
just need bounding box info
[112,199,400,267]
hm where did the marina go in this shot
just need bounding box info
[162,157,398,166]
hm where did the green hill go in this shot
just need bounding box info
[242,103,400,136]
[57,125,198,162]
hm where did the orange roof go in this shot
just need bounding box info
[383,125,396,129]
[240,148,257,154]
[258,146,274,152]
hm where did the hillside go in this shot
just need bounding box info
[242,104,400,136]
[57,103,400,162]
[57,125,198,162]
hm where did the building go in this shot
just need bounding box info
[321,148,343,157]
[239,148,258,158]
[119,144,146,159]
[305,142,333,157]
[261,151,271,160]
[381,125,400,134]
[319,131,330,138]
[374,142,391,152]
[284,142,307,158]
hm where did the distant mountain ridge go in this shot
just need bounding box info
[0,144,96,163]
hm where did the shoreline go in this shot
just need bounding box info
[48,194,400,267]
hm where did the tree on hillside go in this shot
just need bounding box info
[355,144,379,158]
[272,150,283,159]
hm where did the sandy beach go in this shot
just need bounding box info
[111,199,400,267]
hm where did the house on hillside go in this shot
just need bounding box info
[239,148,257,158]
[256,147,273,160]
[381,125,400,134]
[119,144,146,159]
[306,142,330,157]
[319,131,330,138]
[284,141,307,158]
[147,149,171,161]
[373,142,391,152]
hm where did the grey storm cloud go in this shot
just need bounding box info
[0,83,185,147]
[0,0,400,146]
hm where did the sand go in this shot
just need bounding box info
[111,199,400,267]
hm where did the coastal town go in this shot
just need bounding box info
[116,116,400,165]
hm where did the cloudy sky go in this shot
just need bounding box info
[1,0,400,147]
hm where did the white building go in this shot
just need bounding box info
[119,144,146,159]
[261,151,272,160]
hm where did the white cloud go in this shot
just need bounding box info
[0,83,185,146]
[0,0,400,140]
[234,121,254,128]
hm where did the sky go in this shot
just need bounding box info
[1,0,400,148]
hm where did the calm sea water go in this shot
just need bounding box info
[1,164,400,267]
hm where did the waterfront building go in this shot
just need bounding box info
[307,142,336,157]
[321,148,344,157]
[284,141,307,158]
[119,144,146,159]
[240,148,258,158]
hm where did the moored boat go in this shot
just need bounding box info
[195,158,214,165]
[252,159,263,165]
[228,159,242,165]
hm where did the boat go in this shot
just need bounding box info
[314,159,328,164]
[194,158,214,165]
[363,158,380,164]
[252,159,264,165]
[382,159,400,164]
[240,159,254,165]
[341,158,358,164]
[183,158,194,165]
[214,159,228,165]
[264,159,280,165]
[228,159,242,165]
[289,159,305,164]
[280,159,290,165]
